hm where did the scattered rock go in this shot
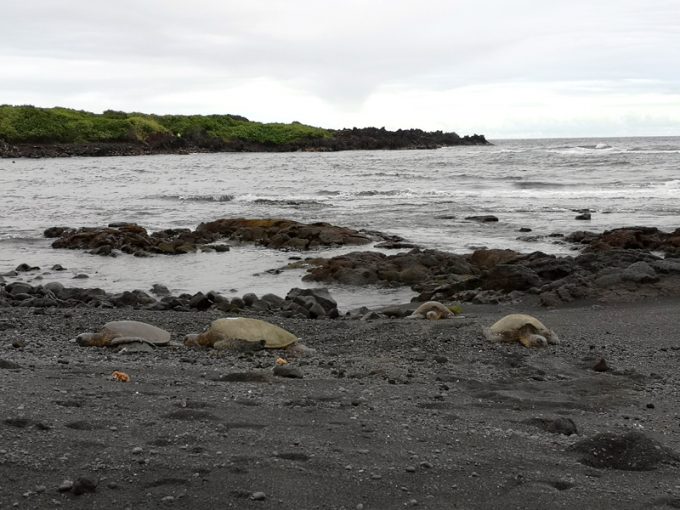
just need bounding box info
[0,359,21,369]
[285,287,339,318]
[572,431,676,471]
[57,480,74,492]
[593,358,609,372]
[71,476,98,495]
[212,372,271,383]
[465,215,499,223]
[273,365,304,379]
[621,261,658,284]
[150,283,171,296]
[525,417,578,436]
[15,263,40,272]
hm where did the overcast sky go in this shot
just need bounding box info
[1,0,678,138]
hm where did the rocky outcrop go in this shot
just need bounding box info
[567,227,680,255]
[45,218,378,256]
[195,218,372,250]
[302,248,474,287]
[301,231,680,307]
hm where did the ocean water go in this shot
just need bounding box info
[1,136,678,309]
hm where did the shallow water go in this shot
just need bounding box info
[1,136,678,309]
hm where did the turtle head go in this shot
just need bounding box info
[75,332,95,346]
[545,330,560,345]
[184,333,200,347]
[76,332,111,347]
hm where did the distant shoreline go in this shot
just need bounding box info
[0,134,489,159]
[0,105,489,158]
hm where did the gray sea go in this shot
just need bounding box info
[1,136,679,309]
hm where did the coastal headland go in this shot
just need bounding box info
[0,105,488,158]
[2,218,680,508]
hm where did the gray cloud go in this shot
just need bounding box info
[1,0,679,135]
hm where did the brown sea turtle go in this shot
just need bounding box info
[406,301,456,320]
[76,320,171,348]
[483,314,559,348]
[184,317,314,356]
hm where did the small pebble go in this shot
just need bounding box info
[419,461,433,469]
[161,495,175,503]
[405,466,416,473]
[251,491,266,501]
[273,365,303,379]
[72,477,97,495]
[57,480,74,492]
[132,447,144,455]
[592,358,609,372]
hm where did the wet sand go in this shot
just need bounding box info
[1,298,679,509]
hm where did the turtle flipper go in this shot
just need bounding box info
[285,342,316,357]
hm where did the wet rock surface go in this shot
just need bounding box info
[34,223,680,309]
[0,299,679,508]
[45,218,381,256]
[302,227,680,307]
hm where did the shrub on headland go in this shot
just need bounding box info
[0,104,488,155]
[0,105,330,146]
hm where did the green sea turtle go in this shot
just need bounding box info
[76,320,171,348]
[406,301,456,320]
[483,313,559,348]
[184,317,315,356]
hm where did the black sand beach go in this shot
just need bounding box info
[2,297,680,509]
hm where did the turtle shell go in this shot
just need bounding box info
[489,314,549,336]
[202,318,298,349]
[409,301,452,319]
[484,313,560,344]
[101,320,171,346]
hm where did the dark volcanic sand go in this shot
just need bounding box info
[1,299,679,509]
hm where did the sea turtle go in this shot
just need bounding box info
[406,301,456,320]
[483,314,559,348]
[76,320,171,348]
[184,317,315,356]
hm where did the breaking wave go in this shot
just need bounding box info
[157,194,235,202]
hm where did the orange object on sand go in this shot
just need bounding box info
[112,371,130,382]
[275,357,288,366]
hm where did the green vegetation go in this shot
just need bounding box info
[0,105,331,146]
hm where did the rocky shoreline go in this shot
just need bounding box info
[0,128,489,159]
[7,220,679,316]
